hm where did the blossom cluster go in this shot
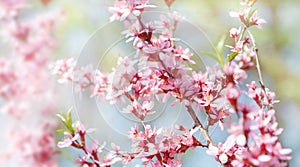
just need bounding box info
[56,110,122,167]
[54,0,292,166]
[0,0,60,166]
[206,1,292,166]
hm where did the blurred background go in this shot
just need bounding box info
[1,0,299,166]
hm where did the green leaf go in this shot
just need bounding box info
[214,35,226,66]
[202,51,218,62]
[227,52,239,62]
[57,107,75,135]
[67,107,73,125]
[56,129,67,133]
[202,35,227,67]
[56,113,66,123]
[62,120,73,133]
[216,35,226,54]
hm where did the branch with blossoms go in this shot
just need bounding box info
[57,109,121,167]
[54,0,292,166]
[206,1,292,166]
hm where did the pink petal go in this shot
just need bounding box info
[258,155,271,162]
[236,134,246,146]
[279,148,292,155]
[219,153,228,164]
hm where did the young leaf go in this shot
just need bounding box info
[202,35,227,66]
[202,51,219,62]
[216,35,226,54]
[227,52,238,62]
[67,107,73,125]
[213,35,226,66]
[57,107,75,135]
[56,113,66,123]
[56,129,67,133]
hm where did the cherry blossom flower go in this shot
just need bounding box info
[226,83,240,109]
[224,62,247,84]
[109,0,155,22]
[229,27,240,39]
[229,8,266,29]
[50,58,77,83]
[57,132,79,148]
[240,0,257,6]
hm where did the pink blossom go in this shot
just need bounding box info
[57,132,79,148]
[101,152,122,166]
[173,47,196,64]
[240,0,257,6]
[109,0,155,22]
[229,8,266,29]
[50,58,76,83]
[92,70,110,97]
[141,100,154,112]
[226,83,240,109]
[229,27,240,39]
[224,62,247,84]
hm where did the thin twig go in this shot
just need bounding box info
[247,29,272,109]
[186,105,214,146]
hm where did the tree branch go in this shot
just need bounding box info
[186,105,214,146]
